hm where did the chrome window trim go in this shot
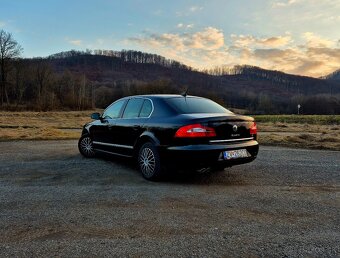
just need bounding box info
[209,137,254,143]
[120,97,154,119]
[101,97,154,120]
[93,141,133,149]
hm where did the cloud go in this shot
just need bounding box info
[176,5,203,16]
[292,60,325,76]
[177,23,194,29]
[273,0,298,7]
[302,32,335,48]
[0,21,5,28]
[128,27,227,68]
[66,37,106,48]
[130,33,184,51]
[189,6,203,12]
[231,34,292,48]
[252,46,340,77]
[226,33,340,77]
[187,27,224,50]
[66,38,82,46]
[130,27,224,52]
[129,28,340,77]
[254,48,296,60]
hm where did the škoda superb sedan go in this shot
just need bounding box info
[78,95,259,180]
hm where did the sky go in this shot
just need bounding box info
[1,0,340,77]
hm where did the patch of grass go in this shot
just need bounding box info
[254,115,340,125]
[1,112,339,150]
[0,111,99,129]
[258,132,340,151]
[0,111,98,141]
[258,122,339,133]
[0,127,81,141]
[258,121,340,150]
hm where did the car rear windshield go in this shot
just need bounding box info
[165,97,233,114]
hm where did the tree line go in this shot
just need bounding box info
[49,49,192,70]
[0,29,339,114]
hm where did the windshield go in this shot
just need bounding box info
[165,97,233,114]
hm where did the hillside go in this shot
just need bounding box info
[4,50,340,114]
[47,51,340,96]
[323,69,340,81]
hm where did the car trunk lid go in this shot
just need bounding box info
[178,113,256,142]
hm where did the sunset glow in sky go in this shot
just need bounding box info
[1,0,340,77]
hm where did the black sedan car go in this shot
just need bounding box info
[78,95,259,180]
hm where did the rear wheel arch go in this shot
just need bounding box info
[134,133,160,157]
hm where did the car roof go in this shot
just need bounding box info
[128,94,202,99]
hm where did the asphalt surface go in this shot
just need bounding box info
[0,140,339,257]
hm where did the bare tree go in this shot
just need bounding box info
[34,60,53,109]
[10,59,29,109]
[0,30,23,106]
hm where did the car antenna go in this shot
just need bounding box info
[181,87,189,97]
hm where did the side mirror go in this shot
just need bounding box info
[91,112,101,120]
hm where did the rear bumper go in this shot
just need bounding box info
[161,140,259,168]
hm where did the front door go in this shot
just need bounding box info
[91,99,126,152]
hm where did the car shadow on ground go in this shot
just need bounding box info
[95,153,248,186]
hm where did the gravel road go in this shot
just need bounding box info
[0,140,339,257]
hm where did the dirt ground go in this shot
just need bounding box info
[0,140,339,257]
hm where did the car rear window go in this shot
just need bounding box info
[165,97,232,114]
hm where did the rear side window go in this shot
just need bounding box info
[139,99,153,117]
[165,97,232,114]
[122,98,144,118]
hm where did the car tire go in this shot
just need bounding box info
[138,142,162,180]
[78,134,96,158]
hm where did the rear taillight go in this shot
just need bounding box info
[175,124,216,138]
[250,122,257,135]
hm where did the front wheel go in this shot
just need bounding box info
[78,134,96,158]
[138,142,162,180]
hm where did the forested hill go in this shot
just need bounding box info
[322,69,340,81]
[6,50,340,114]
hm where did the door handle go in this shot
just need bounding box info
[133,125,139,131]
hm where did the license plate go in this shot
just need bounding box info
[223,149,249,160]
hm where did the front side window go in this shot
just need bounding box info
[122,98,144,118]
[103,99,126,119]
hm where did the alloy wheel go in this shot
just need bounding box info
[139,147,156,177]
[80,136,95,157]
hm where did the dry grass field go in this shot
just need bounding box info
[0,112,339,150]
[255,115,340,150]
[257,123,340,150]
[0,111,96,141]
